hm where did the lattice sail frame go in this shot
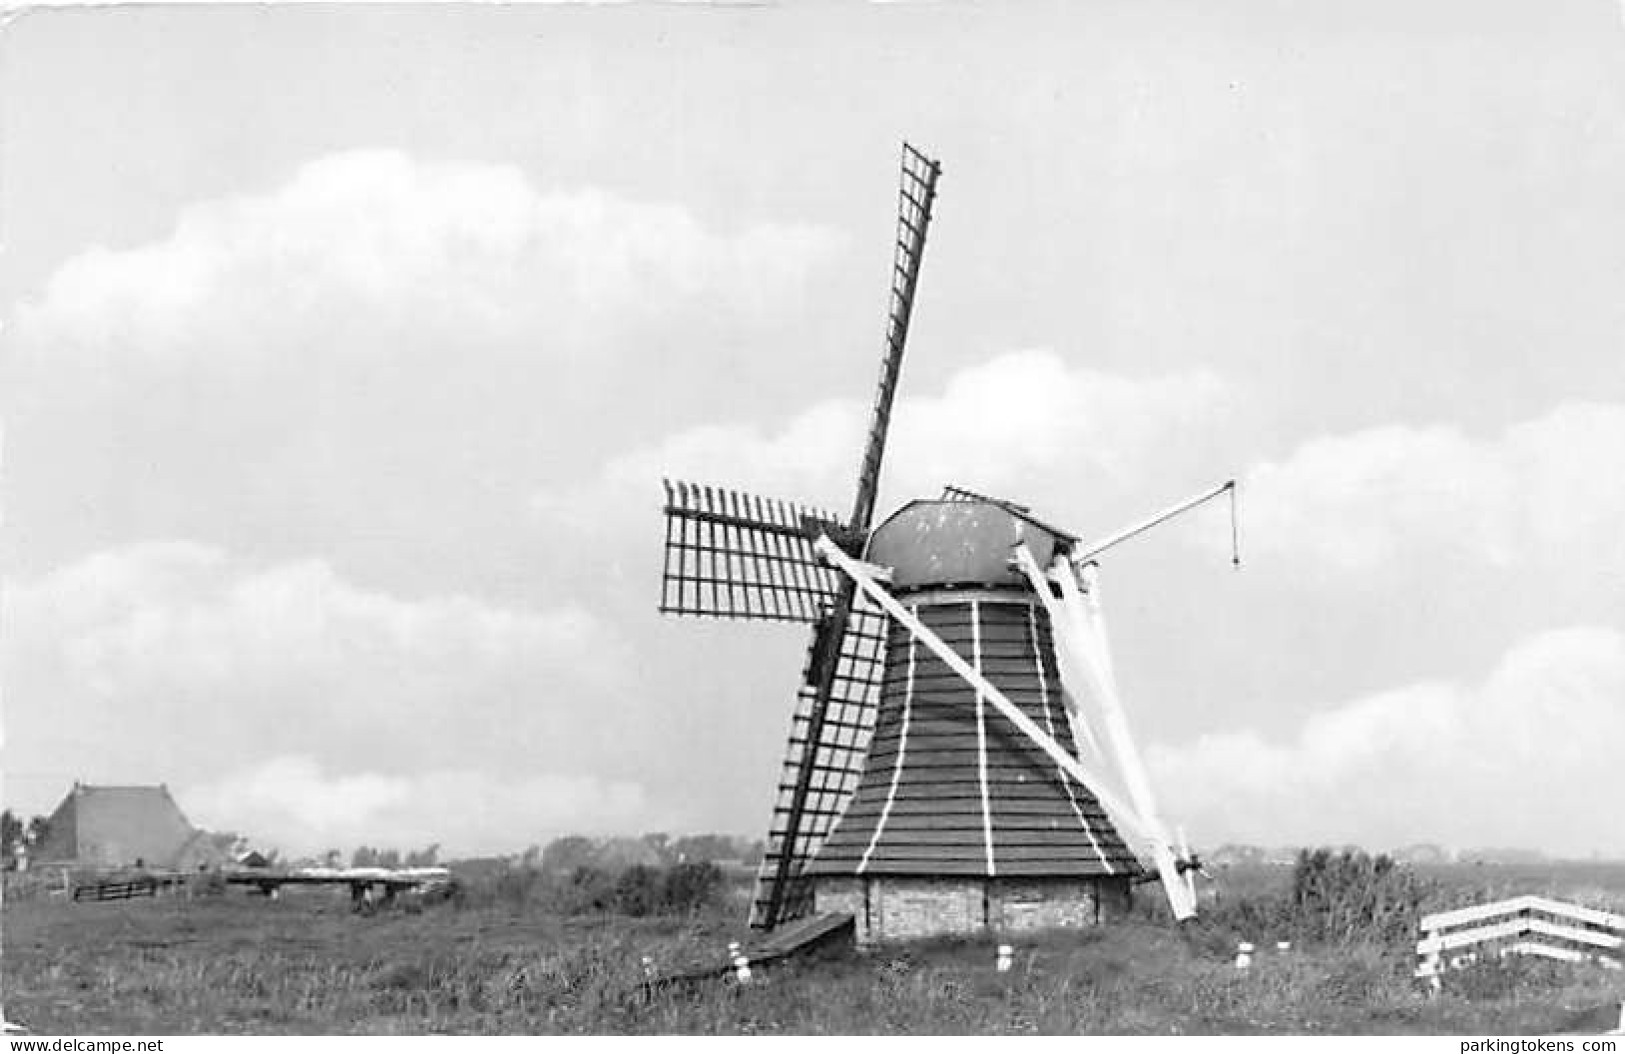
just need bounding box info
[660,480,846,623]
[748,594,887,927]
[752,144,942,928]
[656,143,944,931]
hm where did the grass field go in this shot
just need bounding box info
[4,860,1624,1035]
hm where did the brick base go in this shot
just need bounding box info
[814,874,1132,947]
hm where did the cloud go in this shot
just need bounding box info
[536,348,1233,526]
[2,542,644,837]
[1149,625,1625,856]
[1239,401,1625,575]
[184,755,659,857]
[10,148,843,372]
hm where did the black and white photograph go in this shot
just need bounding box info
[2,0,1624,1038]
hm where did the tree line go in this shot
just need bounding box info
[1,809,50,868]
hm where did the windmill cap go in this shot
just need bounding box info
[867,498,1074,592]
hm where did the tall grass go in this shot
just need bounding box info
[5,852,1623,1034]
[1200,849,1434,953]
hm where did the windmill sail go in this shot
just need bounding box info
[660,480,846,623]
[756,143,942,929]
[748,596,887,927]
[849,143,942,532]
[657,144,943,933]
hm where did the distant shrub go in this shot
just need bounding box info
[188,872,228,898]
[450,860,725,919]
[1206,848,1434,951]
[564,865,619,914]
[1290,848,1433,945]
[613,866,661,917]
[659,861,723,916]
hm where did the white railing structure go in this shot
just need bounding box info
[1416,895,1625,987]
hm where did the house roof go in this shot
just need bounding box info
[36,783,200,869]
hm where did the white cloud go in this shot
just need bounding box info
[185,755,658,857]
[537,348,1232,524]
[3,542,642,833]
[1149,625,1625,856]
[1240,401,1625,574]
[10,148,842,370]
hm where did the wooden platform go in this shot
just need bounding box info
[638,913,855,997]
[745,910,855,960]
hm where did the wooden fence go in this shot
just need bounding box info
[72,877,160,902]
[1416,895,1625,986]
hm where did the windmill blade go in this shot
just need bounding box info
[660,479,847,623]
[749,596,887,928]
[756,143,942,930]
[848,143,942,532]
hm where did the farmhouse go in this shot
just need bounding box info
[34,782,226,871]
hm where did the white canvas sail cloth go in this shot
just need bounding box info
[1013,546,1199,920]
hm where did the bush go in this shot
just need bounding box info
[450,860,727,919]
[188,872,228,898]
[1288,848,1432,946]
[1204,848,1434,951]
[660,861,723,916]
[614,866,661,917]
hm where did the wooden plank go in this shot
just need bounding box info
[829,827,1128,848]
[1524,896,1625,932]
[840,796,1095,820]
[1414,916,1622,957]
[1526,918,1625,950]
[1421,895,1625,935]
[865,747,1066,771]
[744,912,854,960]
[1507,941,1588,964]
[1417,918,1531,954]
[1420,895,1540,932]
[995,858,1140,876]
[834,856,1125,877]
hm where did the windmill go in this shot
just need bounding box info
[659,144,1237,942]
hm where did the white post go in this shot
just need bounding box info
[728,941,751,983]
[996,944,1014,972]
[1235,942,1254,970]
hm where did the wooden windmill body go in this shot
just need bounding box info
[805,499,1141,944]
[659,145,1235,945]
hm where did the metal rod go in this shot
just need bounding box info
[1230,480,1241,567]
[1071,479,1236,566]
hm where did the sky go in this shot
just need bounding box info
[2,0,1623,860]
